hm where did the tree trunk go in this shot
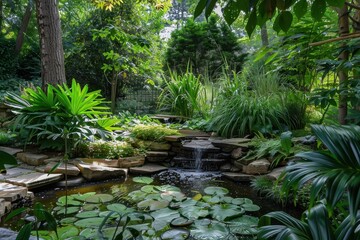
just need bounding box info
[337,5,350,125]
[15,0,33,54]
[111,71,117,113]
[36,0,66,88]
[260,24,269,47]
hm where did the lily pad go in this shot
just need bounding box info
[210,204,245,221]
[161,191,186,202]
[82,204,99,211]
[72,192,96,202]
[99,211,120,219]
[242,203,260,212]
[204,187,229,196]
[180,206,209,220]
[56,206,80,215]
[155,185,181,192]
[179,199,197,208]
[79,228,97,238]
[57,196,82,206]
[60,217,78,224]
[170,217,194,227]
[226,215,259,235]
[75,210,99,218]
[57,225,80,239]
[202,195,221,204]
[191,220,231,240]
[161,229,190,240]
[138,199,170,211]
[141,185,158,193]
[133,176,154,184]
[107,203,135,214]
[150,208,180,222]
[85,194,114,203]
[74,217,105,228]
[128,190,148,202]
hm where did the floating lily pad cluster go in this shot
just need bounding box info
[33,176,259,239]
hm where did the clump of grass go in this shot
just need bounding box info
[132,124,180,142]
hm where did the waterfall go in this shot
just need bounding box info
[193,148,203,171]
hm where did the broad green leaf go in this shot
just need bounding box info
[56,206,80,215]
[5,207,27,222]
[161,229,190,240]
[85,194,114,203]
[278,11,293,32]
[204,186,229,196]
[180,206,209,219]
[210,204,245,221]
[194,0,207,19]
[58,225,79,239]
[223,0,243,25]
[326,0,345,8]
[60,217,78,224]
[72,192,96,202]
[75,210,100,218]
[132,176,153,184]
[246,10,257,37]
[205,0,217,19]
[16,223,32,240]
[293,0,308,19]
[170,217,194,227]
[242,203,261,212]
[311,0,326,21]
[0,150,18,172]
[273,14,281,33]
[191,220,230,240]
[74,217,106,228]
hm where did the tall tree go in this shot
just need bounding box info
[15,0,33,54]
[36,0,66,87]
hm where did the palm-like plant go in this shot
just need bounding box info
[258,125,360,240]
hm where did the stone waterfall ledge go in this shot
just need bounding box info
[5,172,63,189]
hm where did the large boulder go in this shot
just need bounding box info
[76,163,127,180]
[243,159,270,175]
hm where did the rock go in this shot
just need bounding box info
[236,157,257,166]
[0,183,28,202]
[5,172,63,189]
[233,161,244,170]
[211,138,251,150]
[220,163,231,172]
[230,165,241,172]
[147,142,171,151]
[231,148,243,159]
[43,156,64,164]
[146,156,170,163]
[164,135,184,142]
[76,163,127,181]
[146,151,169,157]
[0,147,22,156]
[44,162,80,176]
[130,163,168,174]
[16,152,48,166]
[243,159,270,175]
[266,167,286,181]
[77,158,119,168]
[178,129,211,137]
[222,172,254,182]
[0,227,40,240]
[118,156,145,168]
[0,168,34,181]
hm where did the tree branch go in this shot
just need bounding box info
[309,33,360,47]
[345,2,360,10]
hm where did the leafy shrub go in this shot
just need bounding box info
[80,140,139,158]
[5,80,119,150]
[132,124,180,142]
[0,36,18,80]
[116,111,161,129]
[158,69,206,118]
[0,131,15,145]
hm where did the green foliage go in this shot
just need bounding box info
[0,131,15,145]
[164,16,247,79]
[194,0,344,36]
[258,125,360,239]
[132,124,180,142]
[210,65,307,137]
[5,79,117,150]
[80,140,139,158]
[158,69,206,118]
[5,202,57,240]
[0,36,18,80]
[116,111,161,129]
[0,150,18,173]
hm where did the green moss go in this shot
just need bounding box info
[82,140,139,159]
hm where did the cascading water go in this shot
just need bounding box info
[193,147,203,170]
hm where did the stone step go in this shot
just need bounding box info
[0,167,34,181]
[130,163,168,174]
[76,163,127,181]
[0,183,28,202]
[16,152,49,166]
[43,162,80,176]
[5,172,63,189]
[211,138,252,150]
[222,172,254,182]
[182,140,220,153]
[0,146,23,156]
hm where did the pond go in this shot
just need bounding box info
[2,170,303,239]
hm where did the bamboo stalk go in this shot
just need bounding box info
[309,32,360,47]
